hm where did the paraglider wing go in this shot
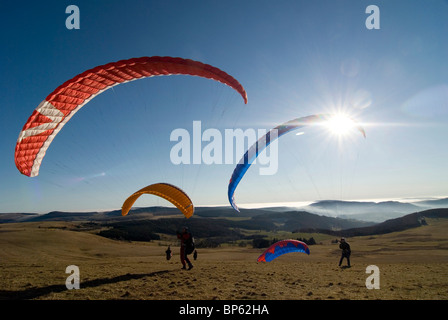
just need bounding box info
[257,239,310,262]
[228,113,366,211]
[121,183,194,218]
[15,56,247,177]
[228,114,327,211]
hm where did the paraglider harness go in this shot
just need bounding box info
[185,234,195,255]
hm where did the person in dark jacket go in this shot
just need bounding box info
[193,249,198,260]
[165,245,172,260]
[338,238,351,267]
[177,227,194,270]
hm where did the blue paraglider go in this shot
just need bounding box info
[228,114,366,211]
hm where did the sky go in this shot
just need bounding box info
[1,0,447,214]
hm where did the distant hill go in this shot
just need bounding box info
[0,205,374,243]
[3,197,447,224]
[0,212,38,223]
[21,206,184,223]
[91,209,375,244]
[299,208,448,237]
[0,206,372,228]
[1,201,447,244]
[302,199,447,222]
[236,210,373,232]
[194,206,270,218]
[415,198,448,208]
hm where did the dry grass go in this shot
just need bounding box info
[1,219,447,300]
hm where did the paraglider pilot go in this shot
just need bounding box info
[338,238,351,267]
[177,227,194,270]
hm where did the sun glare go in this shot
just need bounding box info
[325,114,357,137]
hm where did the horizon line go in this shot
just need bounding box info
[3,195,447,215]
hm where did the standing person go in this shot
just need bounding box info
[338,237,351,268]
[177,227,194,270]
[165,245,172,260]
[193,249,198,260]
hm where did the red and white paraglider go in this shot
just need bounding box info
[15,56,247,177]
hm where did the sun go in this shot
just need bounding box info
[324,114,358,137]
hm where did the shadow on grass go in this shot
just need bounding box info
[0,269,172,300]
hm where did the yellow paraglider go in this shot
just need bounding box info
[121,183,194,218]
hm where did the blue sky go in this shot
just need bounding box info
[1,0,447,213]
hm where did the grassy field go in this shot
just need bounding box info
[0,218,447,301]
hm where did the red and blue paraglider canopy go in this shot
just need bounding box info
[257,239,310,262]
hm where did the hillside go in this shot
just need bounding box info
[13,207,375,244]
[2,206,448,245]
[1,217,447,302]
[300,208,448,237]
